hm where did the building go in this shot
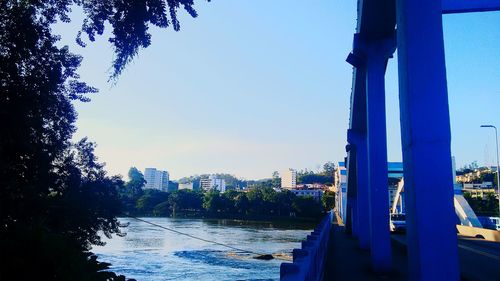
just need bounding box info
[290,189,323,202]
[144,168,169,192]
[178,182,194,190]
[462,188,496,199]
[296,183,330,190]
[281,169,297,189]
[463,182,493,189]
[334,161,347,221]
[200,175,227,192]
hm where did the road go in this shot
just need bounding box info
[325,216,500,281]
[391,234,500,281]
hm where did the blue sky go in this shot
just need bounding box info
[54,2,500,180]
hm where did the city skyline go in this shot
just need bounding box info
[53,1,500,179]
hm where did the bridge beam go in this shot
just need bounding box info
[396,0,460,280]
[442,0,500,14]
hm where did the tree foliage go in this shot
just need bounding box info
[120,185,325,219]
[464,193,499,217]
[321,191,335,211]
[1,0,208,279]
[296,162,335,185]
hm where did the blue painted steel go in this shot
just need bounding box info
[280,212,333,281]
[347,129,370,250]
[396,0,460,279]
[365,39,393,272]
[442,0,500,14]
[355,134,370,250]
[351,195,359,237]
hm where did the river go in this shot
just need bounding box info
[92,217,315,281]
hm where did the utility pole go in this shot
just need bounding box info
[481,125,500,218]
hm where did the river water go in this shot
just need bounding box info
[92,217,315,281]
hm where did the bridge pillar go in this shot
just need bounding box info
[356,133,370,250]
[351,192,359,238]
[348,129,370,250]
[345,150,357,236]
[396,0,460,280]
[365,38,395,273]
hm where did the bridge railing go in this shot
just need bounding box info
[280,211,333,281]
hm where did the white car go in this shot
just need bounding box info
[390,213,406,233]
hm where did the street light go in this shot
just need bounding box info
[480,124,500,218]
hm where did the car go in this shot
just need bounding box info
[390,213,406,233]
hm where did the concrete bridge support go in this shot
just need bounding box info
[347,129,370,250]
[355,134,370,250]
[348,34,396,273]
[396,0,459,279]
[365,38,395,273]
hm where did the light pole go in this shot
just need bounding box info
[481,124,500,218]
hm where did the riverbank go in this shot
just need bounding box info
[122,211,323,227]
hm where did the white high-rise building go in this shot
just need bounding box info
[200,175,227,192]
[144,168,169,192]
[281,169,297,189]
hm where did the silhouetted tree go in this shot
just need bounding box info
[126,167,146,196]
[203,190,222,213]
[322,191,336,211]
[234,193,250,215]
[322,162,336,176]
[1,1,208,279]
[136,189,168,214]
[292,196,323,218]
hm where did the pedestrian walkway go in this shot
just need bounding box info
[323,218,408,281]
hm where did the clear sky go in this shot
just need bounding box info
[54,2,500,180]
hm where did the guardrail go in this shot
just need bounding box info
[280,211,333,281]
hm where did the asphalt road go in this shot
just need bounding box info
[391,234,500,281]
[325,218,500,281]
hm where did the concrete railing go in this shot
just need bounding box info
[280,211,333,281]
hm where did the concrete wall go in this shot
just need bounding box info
[280,211,333,281]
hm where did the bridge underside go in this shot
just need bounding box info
[342,0,500,279]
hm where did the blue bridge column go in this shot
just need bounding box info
[365,37,395,273]
[348,129,370,250]
[356,133,370,250]
[396,0,459,280]
[351,193,359,238]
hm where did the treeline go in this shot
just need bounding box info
[121,168,335,219]
[296,161,335,185]
[174,161,338,192]
[464,193,499,217]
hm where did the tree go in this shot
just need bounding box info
[136,190,168,214]
[247,187,265,214]
[234,193,250,215]
[274,190,294,216]
[153,201,171,216]
[1,1,208,279]
[464,192,499,217]
[120,167,146,213]
[203,190,223,213]
[323,162,336,176]
[124,167,146,197]
[292,196,323,218]
[322,191,336,211]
